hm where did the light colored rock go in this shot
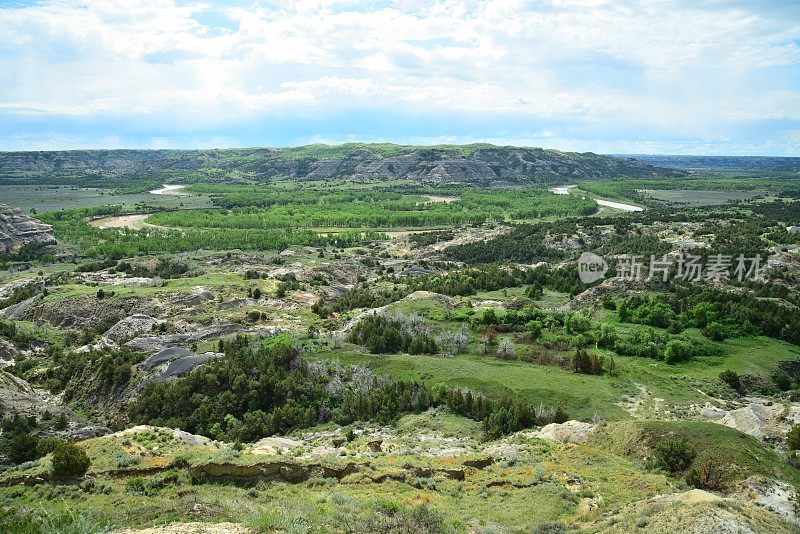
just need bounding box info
[702,398,800,447]
[102,314,160,344]
[535,420,595,444]
[249,436,304,455]
[0,204,54,251]
[0,370,80,421]
[0,338,19,366]
[112,425,214,446]
[173,287,215,307]
[740,476,800,526]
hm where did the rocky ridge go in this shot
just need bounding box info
[0,204,55,252]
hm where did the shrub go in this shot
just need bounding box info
[496,339,516,360]
[347,502,448,533]
[7,432,38,464]
[775,373,792,391]
[114,453,142,468]
[719,370,741,393]
[533,524,566,534]
[126,477,147,496]
[35,437,63,458]
[703,321,726,341]
[51,442,91,478]
[788,425,800,451]
[651,438,695,474]
[685,459,723,491]
[664,339,692,364]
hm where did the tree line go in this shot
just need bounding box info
[128,334,568,442]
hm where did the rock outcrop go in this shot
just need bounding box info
[535,421,596,444]
[0,145,677,185]
[102,314,160,345]
[138,347,223,382]
[0,370,82,422]
[0,204,55,252]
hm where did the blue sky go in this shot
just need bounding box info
[0,1,798,155]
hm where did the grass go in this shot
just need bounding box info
[312,348,633,420]
[309,329,799,424]
[0,413,681,533]
[592,419,800,487]
[0,185,215,213]
[641,189,766,206]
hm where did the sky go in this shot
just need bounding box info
[0,0,798,155]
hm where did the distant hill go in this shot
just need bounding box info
[626,154,800,172]
[0,144,679,186]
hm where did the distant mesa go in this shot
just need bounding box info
[0,144,681,184]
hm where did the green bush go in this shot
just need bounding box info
[51,442,91,478]
[7,432,38,464]
[35,437,64,458]
[125,477,147,496]
[651,438,695,474]
[775,373,792,391]
[719,370,742,393]
[788,425,800,451]
[685,459,723,491]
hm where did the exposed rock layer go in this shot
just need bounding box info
[0,204,54,252]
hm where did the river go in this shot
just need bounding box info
[149,184,187,196]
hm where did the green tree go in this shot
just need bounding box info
[788,425,800,451]
[719,370,741,393]
[526,320,543,340]
[703,321,726,342]
[51,442,91,478]
[8,432,38,464]
[652,438,695,474]
[664,339,692,364]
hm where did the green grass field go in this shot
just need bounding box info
[641,189,766,205]
[0,185,215,213]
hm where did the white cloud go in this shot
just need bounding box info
[0,0,797,153]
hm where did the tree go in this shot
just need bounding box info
[775,373,792,391]
[51,442,91,478]
[685,459,723,491]
[597,323,617,349]
[54,413,69,431]
[497,339,516,360]
[8,432,38,464]
[664,339,692,364]
[481,326,497,355]
[719,370,741,393]
[525,283,544,300]
[526,320,543,340]
[703,321,726,342]
[482,308,499,325]
[652,438,695,474]
[788,425,800,451]
[564,313,591,334]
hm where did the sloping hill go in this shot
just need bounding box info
[0,143,678,185]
